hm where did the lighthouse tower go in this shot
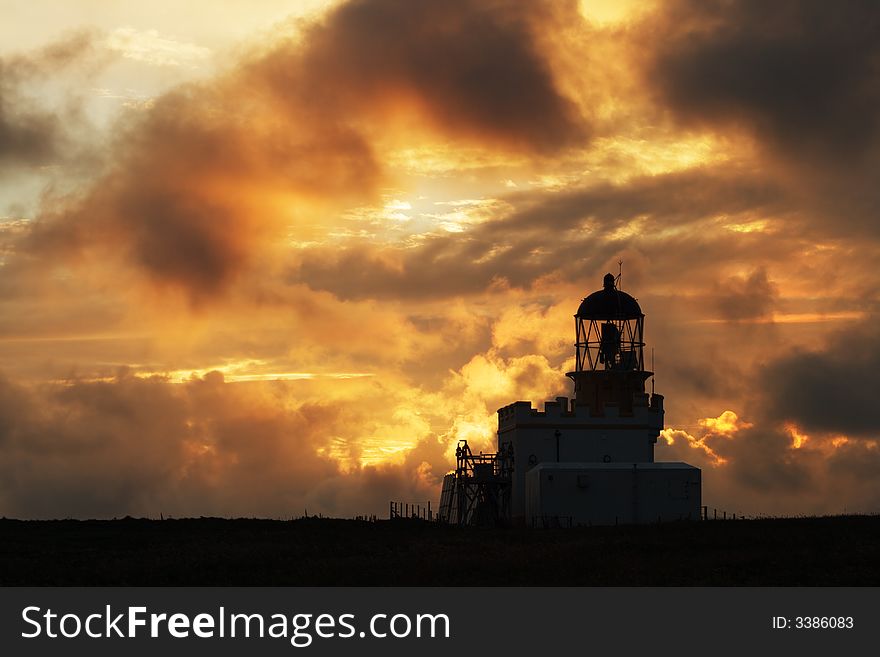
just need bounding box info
[496,273,701,526]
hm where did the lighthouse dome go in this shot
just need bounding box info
[576,273,642,320]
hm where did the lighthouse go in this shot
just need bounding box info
[438,272,701,526]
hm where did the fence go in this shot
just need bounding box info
[389,500,433,521]
[531,515,574,529]
[701,506,742,520]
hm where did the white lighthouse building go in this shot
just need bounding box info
[438,273,701,526]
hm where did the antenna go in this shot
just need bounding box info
[651,347,655,395]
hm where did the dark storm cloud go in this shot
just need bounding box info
[0,90,58,167]
[0,32,96,168]
[828,441,880,482]
[719,426,814,494]
[643,0,880,235]
[292,167,787,300]
[646,0,880,164]
[283,0,588,153]
[107,186,248,296]
[761,320,880,439]
[22,75,384,301]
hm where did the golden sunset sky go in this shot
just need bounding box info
[1,0,878,518]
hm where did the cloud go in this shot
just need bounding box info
[13,0,595,302]
[761,318,880,439]
[644,0,880,160]
[658,316,880,514]
[0,370,445,519]
[659,413,863,515]
[21,75,383,300]
[0,324,574,518]
[711,268,778,321]
[291,166,788,300]
[105,28,211,68]
[285,0,588,153]
[641,0,880,235]
[2,0,880,520]
[0,32,97,168]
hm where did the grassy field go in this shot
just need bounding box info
[1,514,878,586]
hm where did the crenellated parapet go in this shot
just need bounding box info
[498,394,664,436]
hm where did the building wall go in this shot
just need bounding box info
[497,396,664,519]
[524,463,701,526]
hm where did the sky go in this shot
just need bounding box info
[1,0,878,519]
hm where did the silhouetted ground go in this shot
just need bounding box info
[1,515,878,585]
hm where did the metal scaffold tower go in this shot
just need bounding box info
[437,440,513,526]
